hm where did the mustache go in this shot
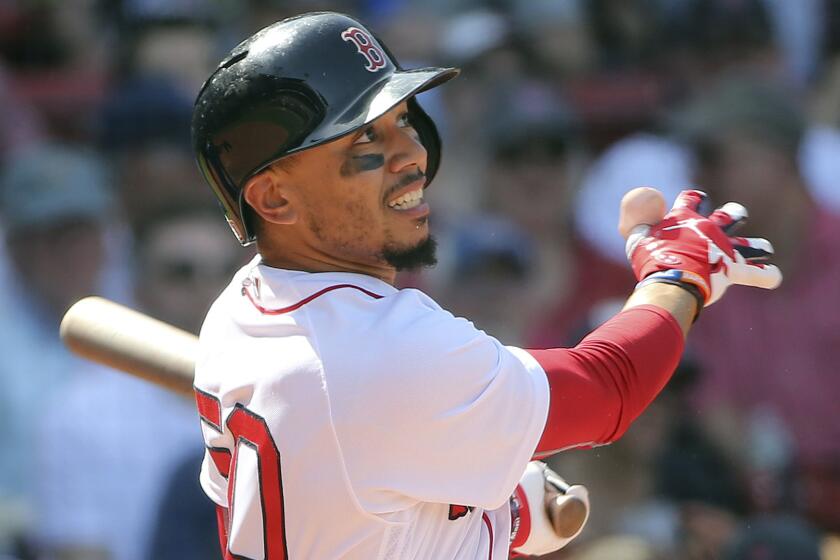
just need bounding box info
[384,170,425,201]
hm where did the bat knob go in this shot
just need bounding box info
[547,493,589,538]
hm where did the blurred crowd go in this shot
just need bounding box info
[1,0,839,559]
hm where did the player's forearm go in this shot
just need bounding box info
[528,302,684,457]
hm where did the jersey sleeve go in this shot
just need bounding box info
[529,304,684,456]
[321,290,550,513]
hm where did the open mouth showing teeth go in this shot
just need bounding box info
[387,188,424,210]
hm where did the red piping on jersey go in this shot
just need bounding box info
[482,512,494,560]
[243,283,384,315]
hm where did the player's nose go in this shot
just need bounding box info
[388,126,428,176]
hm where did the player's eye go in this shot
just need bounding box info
[353,126,377,145]
[399,112,421,141]
[397,112,412,128]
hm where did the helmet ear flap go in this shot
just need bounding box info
[407,97,442,185]
[196,142,252,245]
[239,190,259,245]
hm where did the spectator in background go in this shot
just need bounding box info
[432,214,537,345]
[722,515,822,560]
[509,0,595,80]
[0,144,114,555]
[801,51,840,213]
[759,0,824,87]
[148,450,221,560]
[34,204,244,560]
[656,0,780,96]
[130,204,247,333]
[586,0,664,71]
[0,62,45,329]
[677,76,840,533]
[0,2,110,144]
[433,9,531,217]
[113,17,217,99]
[0,64,43,164]
[651,358,750,560]
[474,87,635,347]
[98,78,206,229]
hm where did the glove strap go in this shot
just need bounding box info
[635,270,705,322]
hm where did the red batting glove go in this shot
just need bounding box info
[626,190,782,307]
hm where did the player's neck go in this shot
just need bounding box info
[257,243,397,285]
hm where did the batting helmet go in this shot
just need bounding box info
[191,11,459,245]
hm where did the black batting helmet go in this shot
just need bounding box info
[191,11,459,245]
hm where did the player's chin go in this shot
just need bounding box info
[387,208,429,236]
[380,233,437,271]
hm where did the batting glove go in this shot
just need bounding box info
[510,461,590,557]
[626,190,782,308]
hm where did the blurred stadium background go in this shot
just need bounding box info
[1,0,839,558]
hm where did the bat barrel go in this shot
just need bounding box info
[60,296,198,397]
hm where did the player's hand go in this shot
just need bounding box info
[510,462,589,557]
[626,190,782,306]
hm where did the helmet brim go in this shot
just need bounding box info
[353,67,459,124]
[289,66,460,156]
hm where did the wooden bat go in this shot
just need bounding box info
[60,296,197,397]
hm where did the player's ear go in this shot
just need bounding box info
[243,168,298,226]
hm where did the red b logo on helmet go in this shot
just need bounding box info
[341,27,387,72]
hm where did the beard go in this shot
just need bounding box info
[303,202,438,272]
[380,235,438,271]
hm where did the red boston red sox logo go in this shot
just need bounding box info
[341,27,387,72]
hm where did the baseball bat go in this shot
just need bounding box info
[60,296,197,397]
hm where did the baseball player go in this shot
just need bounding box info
[190,12,782,559]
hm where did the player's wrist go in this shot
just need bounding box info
[634,270,705,321]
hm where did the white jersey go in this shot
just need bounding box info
[194,256,550,559]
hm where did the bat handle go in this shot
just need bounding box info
[545,471,571,494]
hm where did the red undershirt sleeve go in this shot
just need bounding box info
[527,304,684,458]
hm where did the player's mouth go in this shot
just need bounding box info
[388,186,424,210]
[385,177,430,218]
